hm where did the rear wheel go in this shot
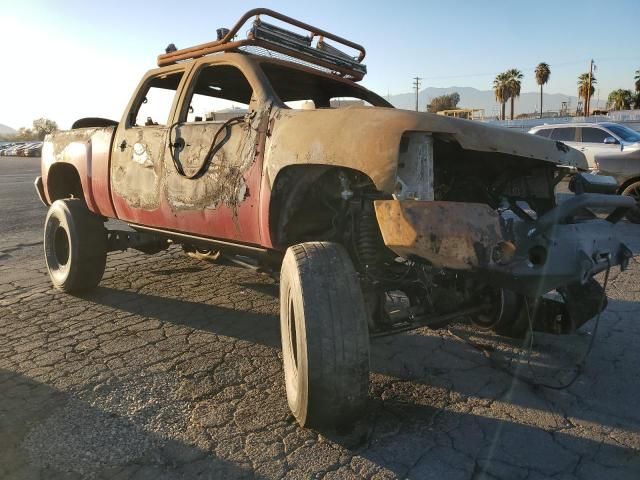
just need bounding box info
[44,199,107,292]
[621,181,640,224]
[280,242,370,428]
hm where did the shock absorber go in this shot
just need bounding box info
[356,202,382,271]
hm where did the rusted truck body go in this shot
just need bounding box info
[37,9,634,428]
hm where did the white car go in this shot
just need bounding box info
[528,122,640,170]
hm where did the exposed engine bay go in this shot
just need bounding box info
[273,134,633,337]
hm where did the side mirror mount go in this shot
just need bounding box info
[603,136,618,144]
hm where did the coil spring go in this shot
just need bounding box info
[357,209,381,269]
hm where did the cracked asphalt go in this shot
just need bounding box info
[1,157,639,479]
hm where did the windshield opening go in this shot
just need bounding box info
[606,124,640,143]
[260,62,392,109]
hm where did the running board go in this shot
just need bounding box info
[128,224,282,265]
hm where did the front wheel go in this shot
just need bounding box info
[621,181,640,224]
[44,199,107,292]
[280,242,370,428]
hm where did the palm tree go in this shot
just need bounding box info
[607,89,633,110]
[577,73,596,115]
[505,69,523,120]
[493,72,510,120]
[535,63,551,118]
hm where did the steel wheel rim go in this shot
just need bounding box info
[288,295,298,371]
[53,225,70,266]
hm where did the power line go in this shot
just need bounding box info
[415,56,640,81]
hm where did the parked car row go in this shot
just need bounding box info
[0,141,43,157]
[528,122,640,223]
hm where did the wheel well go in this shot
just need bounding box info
[617,176,640,194]
[269,165,377,248]
[47,163,84,202]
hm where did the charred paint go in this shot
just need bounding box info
[111,128,166,210]
[163,106,267,214]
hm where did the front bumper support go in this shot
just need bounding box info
[374,195,633,297]
[373,200,501,270]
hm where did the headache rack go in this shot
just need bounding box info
[157,8,367,81]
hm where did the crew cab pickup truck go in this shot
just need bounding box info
[36,9,634,428]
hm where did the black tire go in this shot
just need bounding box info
[471,288,526,338]
[505,301,531,339]
[621,181,640,224]
[44,199,107,292]
[280,242,370,428]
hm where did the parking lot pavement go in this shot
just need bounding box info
[1,158,640,479]
[0,156,43,263]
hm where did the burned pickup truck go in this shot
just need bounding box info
[37,9,634,427]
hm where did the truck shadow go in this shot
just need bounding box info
[369,296,640,433]
[0,368,259,479]
[76,244,640,467]
[324,393,640,478]
[81,281,640,443]
[4,364,638,479]
[82,285,282,349]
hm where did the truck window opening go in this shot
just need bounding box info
[132,72,183,127]
[182,65,253,122]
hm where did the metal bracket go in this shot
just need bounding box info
[107,230,169,254]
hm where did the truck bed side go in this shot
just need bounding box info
[41,126,117,218]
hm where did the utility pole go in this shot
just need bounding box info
[413,76,422,112]
[586,59,594,117]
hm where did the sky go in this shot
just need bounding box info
[1,0,639,129]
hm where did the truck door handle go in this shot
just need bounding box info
[119,140,128,151]
[171,137,187,150]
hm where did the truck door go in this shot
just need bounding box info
[111,69,186,226]
[160,63,266,244]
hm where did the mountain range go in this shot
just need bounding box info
[0,123,16,136]
[387,86,606,117]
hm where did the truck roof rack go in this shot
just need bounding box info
[157,8,367,81]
